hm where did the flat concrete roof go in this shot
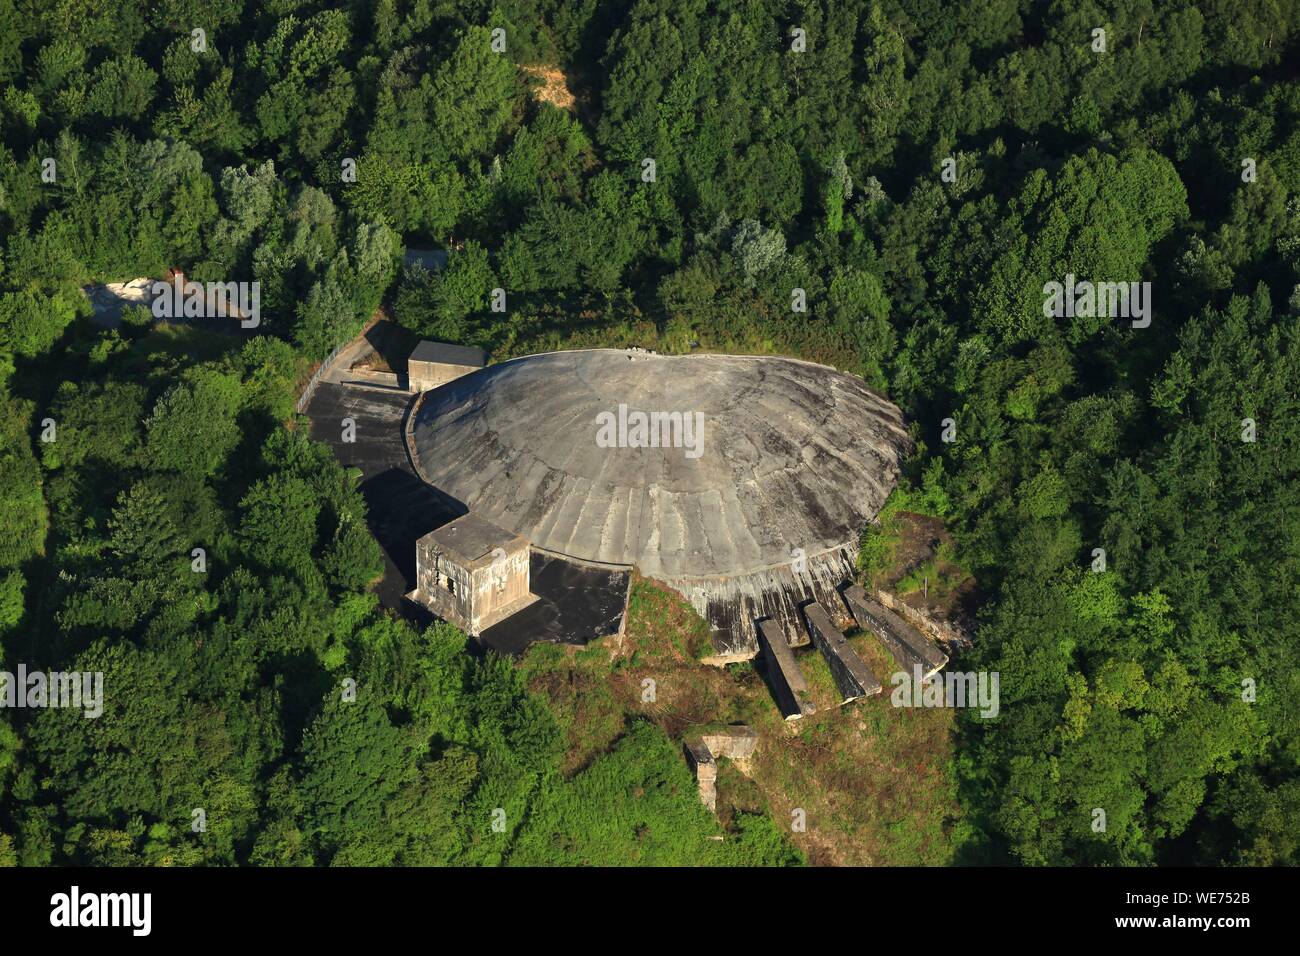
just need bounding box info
[410,340,488,368]
[421,512,524,567]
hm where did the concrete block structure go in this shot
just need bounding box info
[408,513,537,636]
[757,619,815,721]
[407,349,911,659]
[841,585,947,681]
[685,726,757,813]
[700,726,759,762]
[802,601,881,703]
[684,740,718,812]
[407,340,488,392]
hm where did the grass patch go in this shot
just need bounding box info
[858,484,977,627]
[622,574,713,662]
[768,696,957,865]
[518,641,627,775]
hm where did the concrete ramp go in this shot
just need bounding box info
[841,585,948,681]
[757,619,815,721]
[801,602,881,703]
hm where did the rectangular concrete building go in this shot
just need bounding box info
[408,512,536,636]
[407,340,488,392]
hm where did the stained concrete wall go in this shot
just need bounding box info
[684,740,717,812]
[415,541,475,632]
[700,726,759,761]
[757,619,815,721]
[802,602,881,703]
[690,545,858,662]
[468,546,533,633]
[408,359,482,392]
[414,534,532,635]
[841,585,948,680]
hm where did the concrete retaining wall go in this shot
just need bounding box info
[757,619,815,720]
[802,601,881,703]
[700,726,759,761]
[874,588,972,651]
[841,585,948,681]
[684,740,717,812]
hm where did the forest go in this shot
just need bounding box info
[1,0,1299,866]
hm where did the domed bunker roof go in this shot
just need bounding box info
[409,349,911,582]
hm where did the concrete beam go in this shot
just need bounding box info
[841,585,948,681]
[757,619,816,721]
[684,740,717,813]
[802,601,881,703]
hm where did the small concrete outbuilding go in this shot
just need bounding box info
[407,513,537,636]
[407,341,488,391]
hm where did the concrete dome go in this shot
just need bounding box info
[408,349,911,582]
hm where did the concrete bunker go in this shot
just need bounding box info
[406,348,912,658]
[407,512,538,636]
[407,340,488,392]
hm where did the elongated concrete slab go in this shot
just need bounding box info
[758,619,815,721]
[802,601,881,703]
[841,585,948,681]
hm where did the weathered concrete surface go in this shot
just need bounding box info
[757,619,815,721]
[689,545,858,661]
[410,349,910,580]
[841,585,948,681]
[306,381,629,656]
[409,348,910,658]
[700,726,759,761]
[684,740,718,813]
[477,553,629,657]
[685,727,757,814]
[802,601,881,703]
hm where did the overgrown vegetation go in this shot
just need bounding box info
[521,579,960,865]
